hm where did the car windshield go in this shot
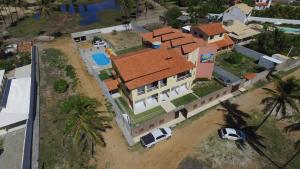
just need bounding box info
[160,128,167,135]
[222,129,227,134]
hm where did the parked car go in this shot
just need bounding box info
[140,127,172,148]
[94,39,106,47]
[218,128,246,141]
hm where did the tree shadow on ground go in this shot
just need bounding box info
[218,100,281,168]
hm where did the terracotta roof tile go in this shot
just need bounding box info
[153,27,176,36]
[171,37,195,47]
[112,48,195,90]
[244,73,257,80]
[194,23,227,36]
[161,32,184,41]
[104,78,119,91]
[211,34,234,49]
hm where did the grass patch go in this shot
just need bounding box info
[116,45,146,55]
[246,112,300,168]
[99,68,112,80]
[192,80,224,97]
[171,93,198,107]
[115,97,166,126]
[216,51,265,77]
[96,9,124,28]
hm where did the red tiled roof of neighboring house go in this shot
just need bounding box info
[104,78,119,91]
[171,37,195,47]
[17,41,32,52]
[244,73,257,80]
[141,32,161,43]
[256,2,268,6]
[161,32,184,42]
[211,34,234,49]
[194,23,227,36]
[153,27,176,36]
[112,48,195,90]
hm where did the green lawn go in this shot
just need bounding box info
[171,93,198,107]
[192,80,224,97]
[115,97,166,126]
[98,68,112,80]
[216,51,265,77]
[116,45,146,55]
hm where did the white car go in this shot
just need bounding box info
[94,40,105,47]
[218,128,246,141]
[140,127,172,148]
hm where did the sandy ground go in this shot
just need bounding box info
[102,31,142,51]
[41,37,300,169]
[41,37,107,110]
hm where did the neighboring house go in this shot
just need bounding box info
[222,20,260,43]
[108,48,196,113]
[0,68,31,134]
[190,22,234,51]
[222,3,253,23]
[254,0,272,10]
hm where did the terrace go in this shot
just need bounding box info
[115,97,166,126]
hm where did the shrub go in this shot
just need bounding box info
[53,79,69,93]
[225,53,242,64]
[18,52,31,66]
[0,59,14,71]
[65,65,76,79]
[193,78,209,84]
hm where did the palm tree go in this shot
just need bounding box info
[118,0,134,22]
[37,0,52,18]
[61,95,111,154]
[256,76,300,131]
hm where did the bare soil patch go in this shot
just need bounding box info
[102,31,142,51]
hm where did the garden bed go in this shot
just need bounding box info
[171,93,198,107]
[216,51,265,77]
[99,68,113,80]
[192,80,224,97]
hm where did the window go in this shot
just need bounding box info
[209,36,214,40]
[219,33,223,37]
[156,135,165,140]
[160,128,167,134]
[137,86,145,95]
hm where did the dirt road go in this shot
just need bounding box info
[42,37,300,169]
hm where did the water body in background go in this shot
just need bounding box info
[34,0,120,25]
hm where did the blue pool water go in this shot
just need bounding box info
[278,27,300,34]
[92,52,110,66]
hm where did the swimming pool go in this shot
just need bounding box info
[92,52,110,66]
[278,27,300,34]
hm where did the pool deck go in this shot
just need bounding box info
[79,46,112,72]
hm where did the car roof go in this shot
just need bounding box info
[224,128,237,135]
[151,128,164,138]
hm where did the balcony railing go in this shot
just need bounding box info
[176,73,192,82]
[137,90,145,95]
[147,85,158,92]
[160,82,167,87]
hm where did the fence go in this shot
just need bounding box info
[22,46,38,169]
[234,45,266,61]
[71,24,133,41]
[131,85,233,137]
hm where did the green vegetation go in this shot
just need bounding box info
[99,68,113,80]
[65,65,76,79]
[116,45,146,55]
[252,4,300,19]
[0,51,31,72]
[115,96,166,126]
[40,48,105,168]
[53,79,69,93]
[62,95,111,147]
[216,51,265,77]
[247,29,300,57]
[164,7,182,28]
[171,93,198,107]
[192,80,224,97]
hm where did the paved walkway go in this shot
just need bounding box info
[0,128,25,169]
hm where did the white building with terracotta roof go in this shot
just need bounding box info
[254,0,272,10]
